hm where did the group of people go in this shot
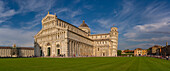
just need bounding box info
[149,55,169,60]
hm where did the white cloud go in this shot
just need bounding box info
[122,1,170,42]
[0,20,5,24]
[83,5,93,10]
[125,43,155,49]
[115,0,134,20]
[0,28,37,47]
[95,19,110,25]
[91,0,136,34]
[0,0,18,24]
[0,0,53,46]
[54,8,83,27]
[13,0,57,29]
[94,19,113,29]
[123,33,137,38]
[112,0,170,49]
[15,0,55,13]
[151,36,170,41]
[134,22,170,32]
[55,8,82,18]
[7,0,83,30]
[127,36,170,42]
[143,1,169,18]
[56,8,69,14]
[73,0,80,4]
[0,10,17,17]
[70,10,82,18]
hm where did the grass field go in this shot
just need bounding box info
[0,57,170,71]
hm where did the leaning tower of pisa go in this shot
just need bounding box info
[109,27,118,56]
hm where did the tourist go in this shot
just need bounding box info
[166,56,169,60]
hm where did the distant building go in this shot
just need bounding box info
[142,50,147,56]
[134,48,147,56]
[156,42,170,57]
[148,45,162,55]
[121,50,134,56]
[121,50,134,54]
[0,44,34,57]
[0,47,11,57]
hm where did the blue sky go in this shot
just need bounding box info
[0,0,170,50]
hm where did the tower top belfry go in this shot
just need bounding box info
[13,44,16,48]
[79,20,89,27]
[79,20,91,34]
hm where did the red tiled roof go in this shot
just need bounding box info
[17,47,34,50]
[149,45,162,49]
[0,46,34,50]
[123,50,134,53]
[0,47,11,49]
[135,48,142,50]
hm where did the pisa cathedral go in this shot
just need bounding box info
[34,12,118,57]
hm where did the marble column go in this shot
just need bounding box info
[73,41,75,55]
[68,41,71,56]
[71,41,72,56]
[76,43,78,56]
[75,42,77,56]
[78,43,79,56]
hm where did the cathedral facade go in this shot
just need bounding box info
[34,12,118,57]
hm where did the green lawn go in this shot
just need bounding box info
[0,57,170,71]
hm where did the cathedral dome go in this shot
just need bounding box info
[79,20,89,27]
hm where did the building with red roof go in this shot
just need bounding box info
[0,44,34,57]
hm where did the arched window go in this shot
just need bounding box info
[64,24,66,28]
[56,20,58,26]
[59,23,61,26]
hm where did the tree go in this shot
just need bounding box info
[126,49,129,50]
[117,50,122,56]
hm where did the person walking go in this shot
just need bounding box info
[166,56,169,60]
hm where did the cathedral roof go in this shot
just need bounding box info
[79,20,89,27]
